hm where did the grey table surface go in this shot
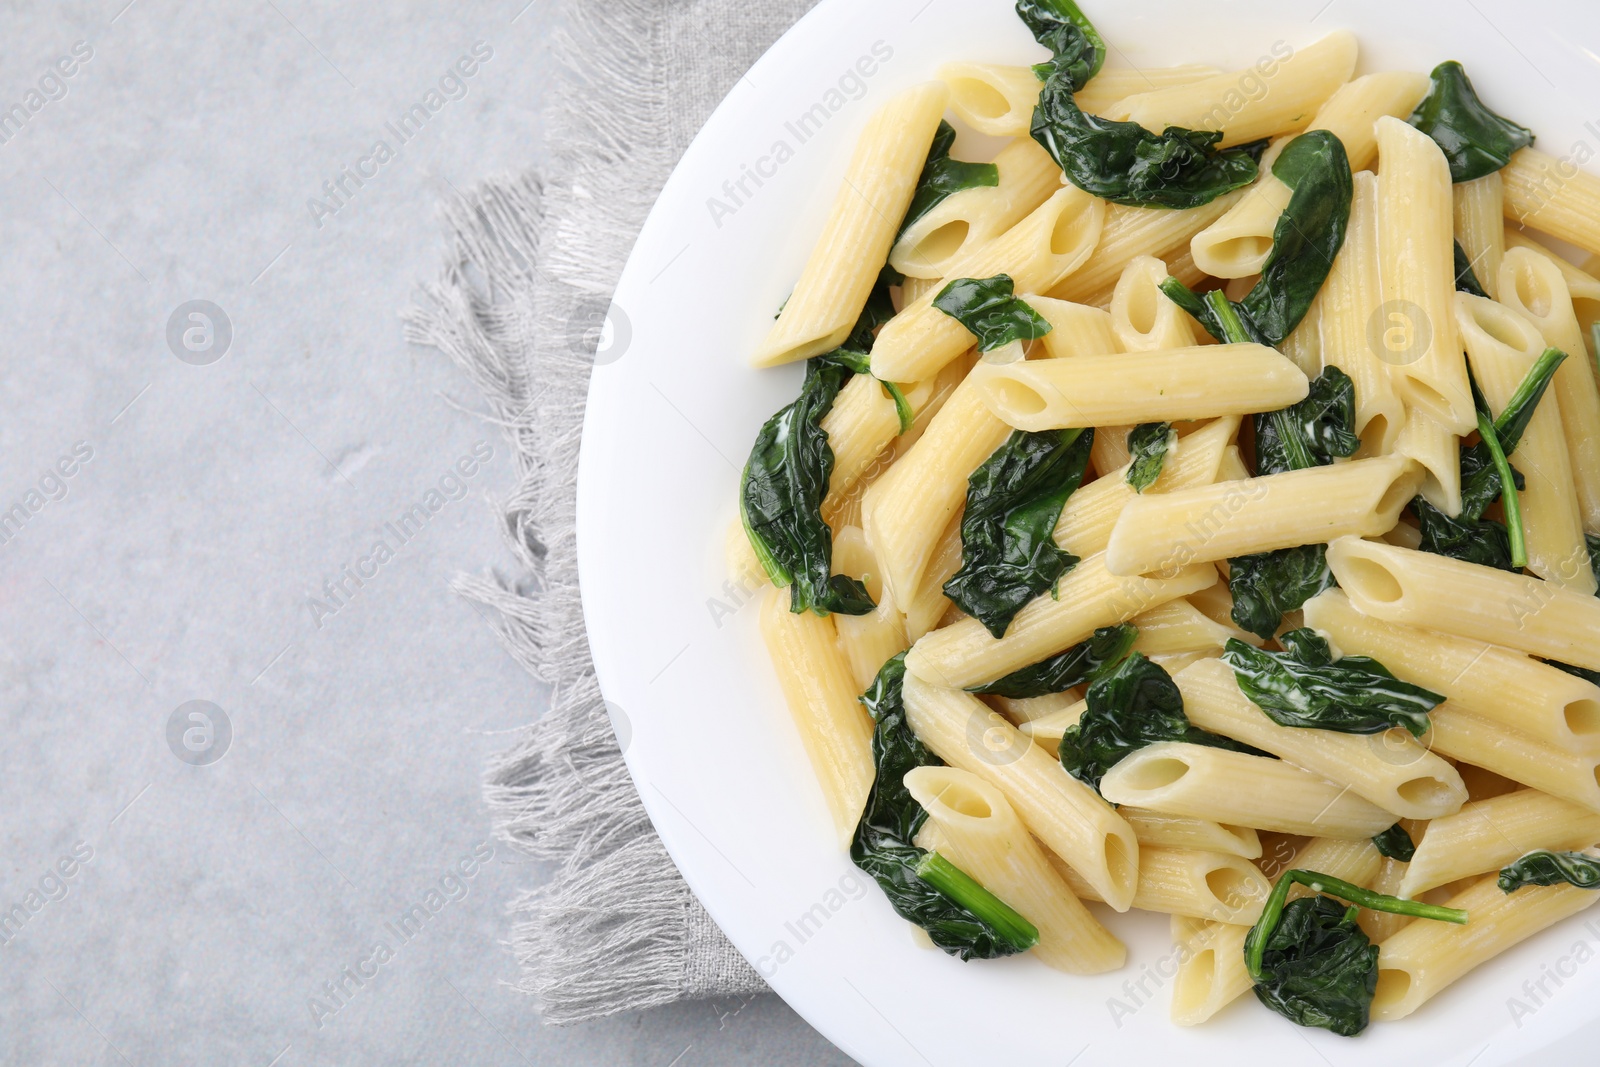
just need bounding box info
[0,1,851,1063]
[5,1,1600,1065]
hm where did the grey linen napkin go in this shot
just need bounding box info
[404,0,818,1026]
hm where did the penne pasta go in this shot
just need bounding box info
[1453,171,1505,300]
[1171,919,1254,1026]
[1055,846,1271,924]
[1502,146,1600,259]
[1401,789,1600,899]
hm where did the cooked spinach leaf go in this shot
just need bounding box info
[944,428,1093,638]
[1372,823,1416,862]
[851,653,1040,958]
[1125,421,1175,492]
[901,120,1000,238]
[969,623,1137,698]
[1246,870,1468,1036]
[1158,131,1352,345]
[1255,365,1360,476]
[1224,629,1443,737]
[1058,653,1262,792]
[1412,495,1516,572]
[932,274,1053,353]
[1228,545,1338,642]
[1020,0,1260,208]
[1499,849,1600,892]
[1410,61,1534,183]
[1454,240,1490,297]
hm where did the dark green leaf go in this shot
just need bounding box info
[1228,545,1338,641]
[932,274,1053,353]
[1411,495,1516,572]
[1015,0,1104,89]
[1254,366,1360,476]
[1410,61,1534,183]
[900,121,1000,238]
[1159,278,1273,346]
[1125,422,1175,492]
[1499,849,1600,892]
[1547,658,1600,686]
[1372,824,1416,862]
[1456,347,1565,520]
[1058,653,1264,793]
[851,654,1039,958]
[969,623,1137,698]
[1223,630,1444,737]
[944,428,1092,638]
[1246,870,1468,1036]
[1454,240,1490,297]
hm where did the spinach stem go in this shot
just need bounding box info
[1245,869,1469,979]
[1203,288,1252,345]
[1204,289,1313,470]
[914,851,1039,953]
[1493,346,1568,449]
[1476,407,1527,570]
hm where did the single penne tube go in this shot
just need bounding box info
[1281,837,1384,895]
[1359,856,1414,943]
[1454,171,1505,299]
[969,343,1308,431]
[1099,741,1399,838]
[820,374,939,515]
[1173,658,1467,820]
[1104,455,1421,576]
[1106,31,1357,148]
[1016,699,1086,747]
[754,82,948,366]
[1090,425,1133,480]
[1325,536,1600,670]
[1051,194,1243,306]
[1306,69,1431,171]
[1502,146,1600,259]
[1303,589,1600,752]
[905,553,1218,690]
[1054,416,1243,558]
[1029,297,1119,360]
[726,514,768,592]
[1073,63,1224,116]
[993,690,1082,725]
[1110,256,1198,351]
[1458,292,1593,592]
[1401,789,1600,898]
[891,138,1061,280]
[1505,229,1600,344]
[1055,846,1271,924]
[1395,406,1462,516]
[870,187,1106,383]
[1131,597,1254,656]
[759,587,875,847]
[830,527,909,692]
[1123,808,1262,859]
[1373,873,1600,1021]
[1375,116,1474,433]
[906,766,1126,973]
[1321,171,1404,456]
[901,672,1140,910]
[1189,142,1293,280]
[903,511,963,644]
[1425,704,1600,813]
[1171,920,1253,1026]
[861,374,1012,606]
[1497,246,1600,535]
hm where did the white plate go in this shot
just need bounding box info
[577,2,1600,1063]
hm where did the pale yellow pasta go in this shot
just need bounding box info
[1425,705,1600,814]
[819,374,939,518]
[830,527,909,692]
[1305,70,1431,171]
[1395,407,1462,516]
[906,554,1218,690]
[1505,230,1600,346]
[1503,147,1600,258]
[1123,808,1262,859]
[1098,741,1398,838]
[1453,171,1504,299]
[1174,658,1466,819]
[1016,699,1086,747]
[1458,292,1593,591]
[1497,246,1600,535]
[1090,425,1133,480]
[1054,417,1242,560]
[993,690,1081,725]
[726,515,767,593]
[1401,789,1600,899]
[754,83,948,367]
[1107,31,1357,148]
[1029,297,1119,360]
[1282,837,1383,894]
[1189,146,1293,279]
[1110,256,1199,351]
[891,138,1061,280]
[862,375,1011,606]
[1056,846,1270,924]
[901,672,1140,910]
[1104,455,1421,577]
[906,766,1126,973]
[1131,598,1252,656]
[1051,194,1243,306]
[971,343,1308,431]
[1373,873,1600,1020]
[1359,857,1414,943]
[1320,171,1405,456]
[870,187,1106,383]
[759,587,875,847]
[939,61,1220,137]
[1171,920,1253,1026]
[1375,115,1474,433]
[1303,589,1600,752]
[1073,64,1225,116]
[903,511,963,644]
[1326,536,1600,670]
